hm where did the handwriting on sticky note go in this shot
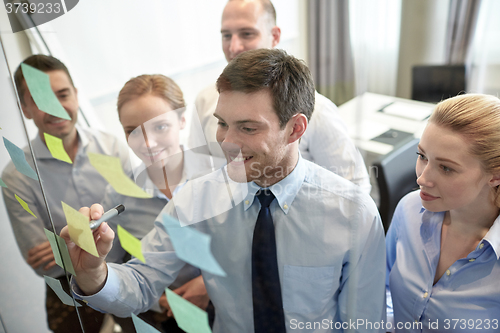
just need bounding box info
[44,275,81,307]
[44,228,76,276]
[3,137,38,180]
[88,152,151,199]
[166,289,212,333]
[117,225,145,263]
[15,194,36,217]
[131,313,162,333]
[21,63,71,120]
[44,133,72,164]
[62,202,99,257]
[162,215,226,277]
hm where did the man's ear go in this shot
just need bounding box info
[179,114,187,130]
[271,26,281,47]
[287,113,307,144]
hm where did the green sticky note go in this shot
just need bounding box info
[88,152,151,198]
[21,64,71,120]
[166,289,212,333]
[0,178,7,188]
[43,133,72,164]
[117,225,145,263]
[131,313,161,333]
[43,228,76,276]
[62,201,99,257]
[15,194,36,217]
[44,275,81,307]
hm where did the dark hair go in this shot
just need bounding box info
[216,48,315,128]
[14,54,74,105]
[117,74,186,118]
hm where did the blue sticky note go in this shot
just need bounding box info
[131,313,161,333]
[3,137,38,180]
[162,215,226,277]
[43,275,81,307]
[21,63,71,120]
[0,178,7,188]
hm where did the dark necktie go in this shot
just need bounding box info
[252,189,286,333]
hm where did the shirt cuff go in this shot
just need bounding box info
[70,264,120,313]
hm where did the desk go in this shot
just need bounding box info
[337,93,435,204]
[337,92,435,156]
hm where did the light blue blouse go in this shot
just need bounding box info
[386,190,500,332]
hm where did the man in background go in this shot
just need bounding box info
[2,55,131,333]
[189,0,371,193]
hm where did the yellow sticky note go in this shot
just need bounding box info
[88,153,151,199]
[117,225,145,263]
[15,194,36,217]
[62,202,99,257]
[44,133,72,164]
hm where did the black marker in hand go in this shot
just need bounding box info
[89,204,125,230]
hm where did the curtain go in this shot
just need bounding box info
[445,0,482,64]
[308,0,355,106]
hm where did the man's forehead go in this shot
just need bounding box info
[222,0,264,24]
[215,90,277,122]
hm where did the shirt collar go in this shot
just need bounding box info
[419,202,500,260]
[243,153,305,214]
[483,214,500,259]
[32,125,87,160]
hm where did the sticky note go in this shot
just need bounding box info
[131,313,162,333]
[44,275,81,307]
[162,215,226,277]
[117,225,145,263]
[62,202,99,257]
[0,178,7,188]
[166,289,212,333]
[3,137,38,180]
[44,133,72,164]
[88,152,151,198]
[44,228,76,276]
[21,63,71,120]
[15,194,37,217]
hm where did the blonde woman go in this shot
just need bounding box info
[386,94,500,332]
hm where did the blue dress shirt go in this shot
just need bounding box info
[386,190,500,332]
[73,156,386,332]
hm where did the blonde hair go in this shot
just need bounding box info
[117,74,185,117]
[429,94,500,207]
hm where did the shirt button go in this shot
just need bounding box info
[469,258,476,262]
[245,200,249,205]
[283,204,288,210]
[423,292,428,298]
[446,270,451,276]
[479,243,484,249]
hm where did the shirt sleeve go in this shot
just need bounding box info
[337,200,386,332]
[2,166,63,278]
[303,96,372,194]
[71,204,187,317]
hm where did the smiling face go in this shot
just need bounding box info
[119,94,185,165]
[416,122,496,214]
[21,70,79,140]
[221,0,280,62]
[214,89,304,186]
